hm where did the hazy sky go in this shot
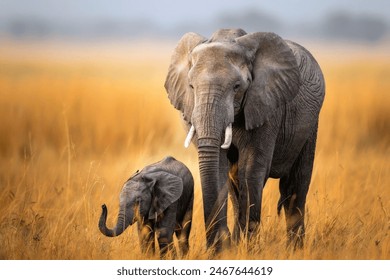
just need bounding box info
[1,0,389,26]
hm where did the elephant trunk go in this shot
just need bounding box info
[192,95,232,246]
[197,138,222,246]
[99,204,133,237]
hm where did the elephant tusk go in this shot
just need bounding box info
[184,125,195,148]
[221,123,232,149]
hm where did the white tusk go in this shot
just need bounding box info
[184,125,195,148]
[221,123,232,149]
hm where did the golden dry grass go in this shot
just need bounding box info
[0,40,389,259]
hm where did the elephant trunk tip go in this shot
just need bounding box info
[99,203,115,237]
[100,204,108,219]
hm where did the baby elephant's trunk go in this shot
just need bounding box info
[99,204,131,237]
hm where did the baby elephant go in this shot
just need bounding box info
[99,156,194,258]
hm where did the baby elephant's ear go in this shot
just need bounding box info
[144,171,183,220]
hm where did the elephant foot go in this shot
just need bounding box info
[246,221,260,239]
[207,227,231,257]
[177,239,190,258]
[233,220,260,243]
[286,213,305,250]
[287,225,305,250]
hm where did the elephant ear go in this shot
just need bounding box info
[164,32,207,122]
[236,32,301,130]
[143,171,183,220]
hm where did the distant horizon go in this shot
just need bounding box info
[1,0,389,25]
[0,0,389,42]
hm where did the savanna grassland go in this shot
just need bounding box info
[0,39,389,260]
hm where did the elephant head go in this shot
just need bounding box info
[164,29,300,245]
[99,171,184,237]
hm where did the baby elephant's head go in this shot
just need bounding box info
[99,171,183,237]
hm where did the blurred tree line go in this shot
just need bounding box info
[0,9,388,42]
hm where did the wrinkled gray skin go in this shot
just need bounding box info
[99,156,194,257]
[165,29,325,251]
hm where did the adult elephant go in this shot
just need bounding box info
[164,28,325,251]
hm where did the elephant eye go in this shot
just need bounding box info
[233,82,241,92]
[189,84,194,90]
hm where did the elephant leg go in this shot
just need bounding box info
[235,157,268,241]
[228,161,241,242]
[234,124,278,241]
[278,126,318,249]
[138,221,155,255]
[227,145,240,242]
[175,201,193,257]
[156,206,176,258]
[237,174,264,240]
[175,224,191,257]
